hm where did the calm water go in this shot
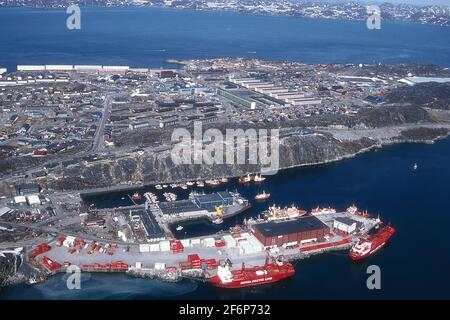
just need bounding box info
[1,7,450,299]
[3,138,450,299]
[1,7,450,71]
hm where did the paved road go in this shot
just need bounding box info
[0,221,128,246]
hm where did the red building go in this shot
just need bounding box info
[251,216,330,247]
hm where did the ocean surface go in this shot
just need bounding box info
[1,7,450,299]
[1,7,450,70]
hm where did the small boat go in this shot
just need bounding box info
[253,174,266,182]
[212,217,224,224]
[220,177,229,184]
[346,205,358,215]
[413,163,418,170]
[131,192,141,201]
[162,184,168,188]
[255,191,270,200]
[155,184,163,190]
[178,183,188,190]
[239,173,253,184]
[196,180,205,187]
[205,179,220,186]
[186,181,195,186]
[170,183,178,189]
[176,225,183,231]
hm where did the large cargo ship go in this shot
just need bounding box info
[210,258,295,288]
[349,225,395,261]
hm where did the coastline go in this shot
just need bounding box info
[1,4,449,29]
[78,125,450,197]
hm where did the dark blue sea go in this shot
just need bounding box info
[1,7,450,70]
[1,7,450,299]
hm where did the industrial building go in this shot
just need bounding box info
[193,192,234,210]
[251,216,330,247]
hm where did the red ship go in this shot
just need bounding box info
[210,257,295,288]
[349,225,395,261]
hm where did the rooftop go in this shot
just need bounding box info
[253,215,329,237]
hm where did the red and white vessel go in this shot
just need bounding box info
[349,225,395,261]
[210,258,295,288]
[311,206,336,215]
[262,204,307,221]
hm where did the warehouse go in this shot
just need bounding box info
[333,217,359,234]
[251,216,330,247]
[193,192,233,210]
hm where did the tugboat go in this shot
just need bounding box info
[210,257,295,288]
[349,225,395,261]
[255,191,270,201]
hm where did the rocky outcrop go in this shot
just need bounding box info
[46,133,378,191]
[385,82,450,110]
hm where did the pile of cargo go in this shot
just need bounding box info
[29,242,50,259]
[170,240,184,253]
[41,256,61,271]
[179,254,218,270]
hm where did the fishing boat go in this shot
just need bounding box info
[253,174,266,182]
[255,191,270,200]
[196,180,205,187]
[239,173,253,184]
